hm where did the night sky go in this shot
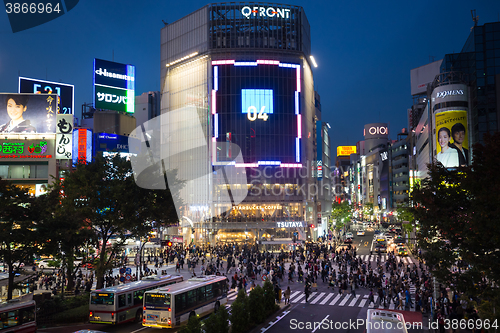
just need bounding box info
[1,0,500,162]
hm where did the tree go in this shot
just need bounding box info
[248,285,266,325]
[178,313,202,333]
[32,184,95,293]
[0,178,37,300]
[203,305,229,333]
[412,132,500,323]
[230,289,249,333]
[58,154,181,289]
[331,201,352,229]
[262,280,278,316]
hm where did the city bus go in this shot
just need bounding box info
[0,299,36,332]
[143,275,229,329]
[89,274,183,325]
[366,309,408,333]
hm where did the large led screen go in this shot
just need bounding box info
[19,77,74,114]
[0,93,57,134]
[212,60,301,168]
[435,110,469,168]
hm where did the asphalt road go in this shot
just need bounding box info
[260,225,426,333]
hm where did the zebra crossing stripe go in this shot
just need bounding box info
[310,292,325,304]
[319,293,334,305]
[301,292,317,303]
[329,294,342,306]
[348,295,360,306]
[292,293,306,303]
[358,298,367,307]
[338,294,351,306]
[288,291,301,301]
[389,303,395,310]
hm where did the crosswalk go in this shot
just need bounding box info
[354,255,416,264]
[282,290,419,311]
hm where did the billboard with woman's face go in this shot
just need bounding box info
[435,110,469,168]
[0,93,57,134]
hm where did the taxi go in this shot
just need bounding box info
[397,246,408,256]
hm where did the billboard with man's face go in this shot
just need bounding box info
[435,110,469,168]
[0,93,57,134]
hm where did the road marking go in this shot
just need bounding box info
[339,294,351,306]
[288,291,301,301]
[261,310,291,332]
[301,292,317,303]
[292,293,306,303]
[131,327,148,333]
[329,294,342,305]
[348,295,360,306]
[310,292,325,304]
[311,315,330,333]
[358,298,367,307]
[319,293,334,305]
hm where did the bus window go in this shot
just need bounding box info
[91,293,115,305]
[127,293,132,305]
[144,293,171,308]
[21,306,35,323]
[118,294,127,308]
[134,289,145,305]
[205,284,213,300]
[176,293,186,313]
[198,286,206,302]
[187,289,197,308]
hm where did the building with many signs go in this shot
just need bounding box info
[136,2,325,246]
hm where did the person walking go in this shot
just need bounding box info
[305,281,311,302]
[284,286,291,305]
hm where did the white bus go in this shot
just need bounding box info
[143,275,229,329]
[366,309,408,333]
[89,274,183,325]
[0,299,36,332]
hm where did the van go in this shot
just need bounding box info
[366,309,408,333]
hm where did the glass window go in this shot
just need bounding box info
[118,294,126,308]
[198,286,206,302]
[187,289,197,308]
[0,166,8,179]
[127,293,132,305]
[91,293,115,305]
[134,289,145,305]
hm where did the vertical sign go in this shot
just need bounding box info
[56,114,73,159]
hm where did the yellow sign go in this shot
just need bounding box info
[435,110,469,167]
[337,146,357,156]
[233,205,282,210]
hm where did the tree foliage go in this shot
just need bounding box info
[331,201,352,229]
[230,288,249,333]
[57,154,180,289]
[0,178,36,300]
[412,132,500,323]
[203,303,229,333]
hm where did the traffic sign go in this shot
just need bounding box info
[125,274,132,281]
[125,268,132,275]
[119,276,126,282]
[119,267,126,275]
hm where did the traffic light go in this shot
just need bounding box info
[167,240,172,247]
[310,224,315,228]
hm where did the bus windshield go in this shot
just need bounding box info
[91,293,115,305]
[144,294,171,309]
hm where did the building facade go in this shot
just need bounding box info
[157,2,322,246]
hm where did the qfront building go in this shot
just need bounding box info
[153,2,324,246]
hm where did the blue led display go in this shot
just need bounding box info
[241,89,274,114]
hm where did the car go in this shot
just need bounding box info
[394,236,405,245]
[394,227,402,234]
[36,258,60,269]
[345,232,354,239]
[384,231,391,238]
[397,246,408,256]
[357,230,365,236]
[344,237,353,244]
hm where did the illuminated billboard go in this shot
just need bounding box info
[212,59,301,167]
[19,77,74,114]
[337,146,357,156]
[72,128,93,164]
[0,93,57,134]
[93,58,135,113]
[0,139,54,159]
[56,114,73,159]
[435,110,469,168]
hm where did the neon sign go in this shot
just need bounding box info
[0,140,51,158]
[241,6,291,19]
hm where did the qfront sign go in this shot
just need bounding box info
[276,221,304,228]
[241,6,291,19]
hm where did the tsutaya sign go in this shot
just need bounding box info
[276,221,304,228]
[241,6,291,19]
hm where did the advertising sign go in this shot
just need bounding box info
[0,139,54,159]
[19,77,74,114]
[337,146,357,156]
[364,123,389,140]
[410,60,442,96]
[93,58,135,113]
[72,128,93,164]
[95,132,129,154]
[171,236,183,243]
[56,114,73,159]
[0,93,57,134]
[212,60,301,166]
[435,110,469,168]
